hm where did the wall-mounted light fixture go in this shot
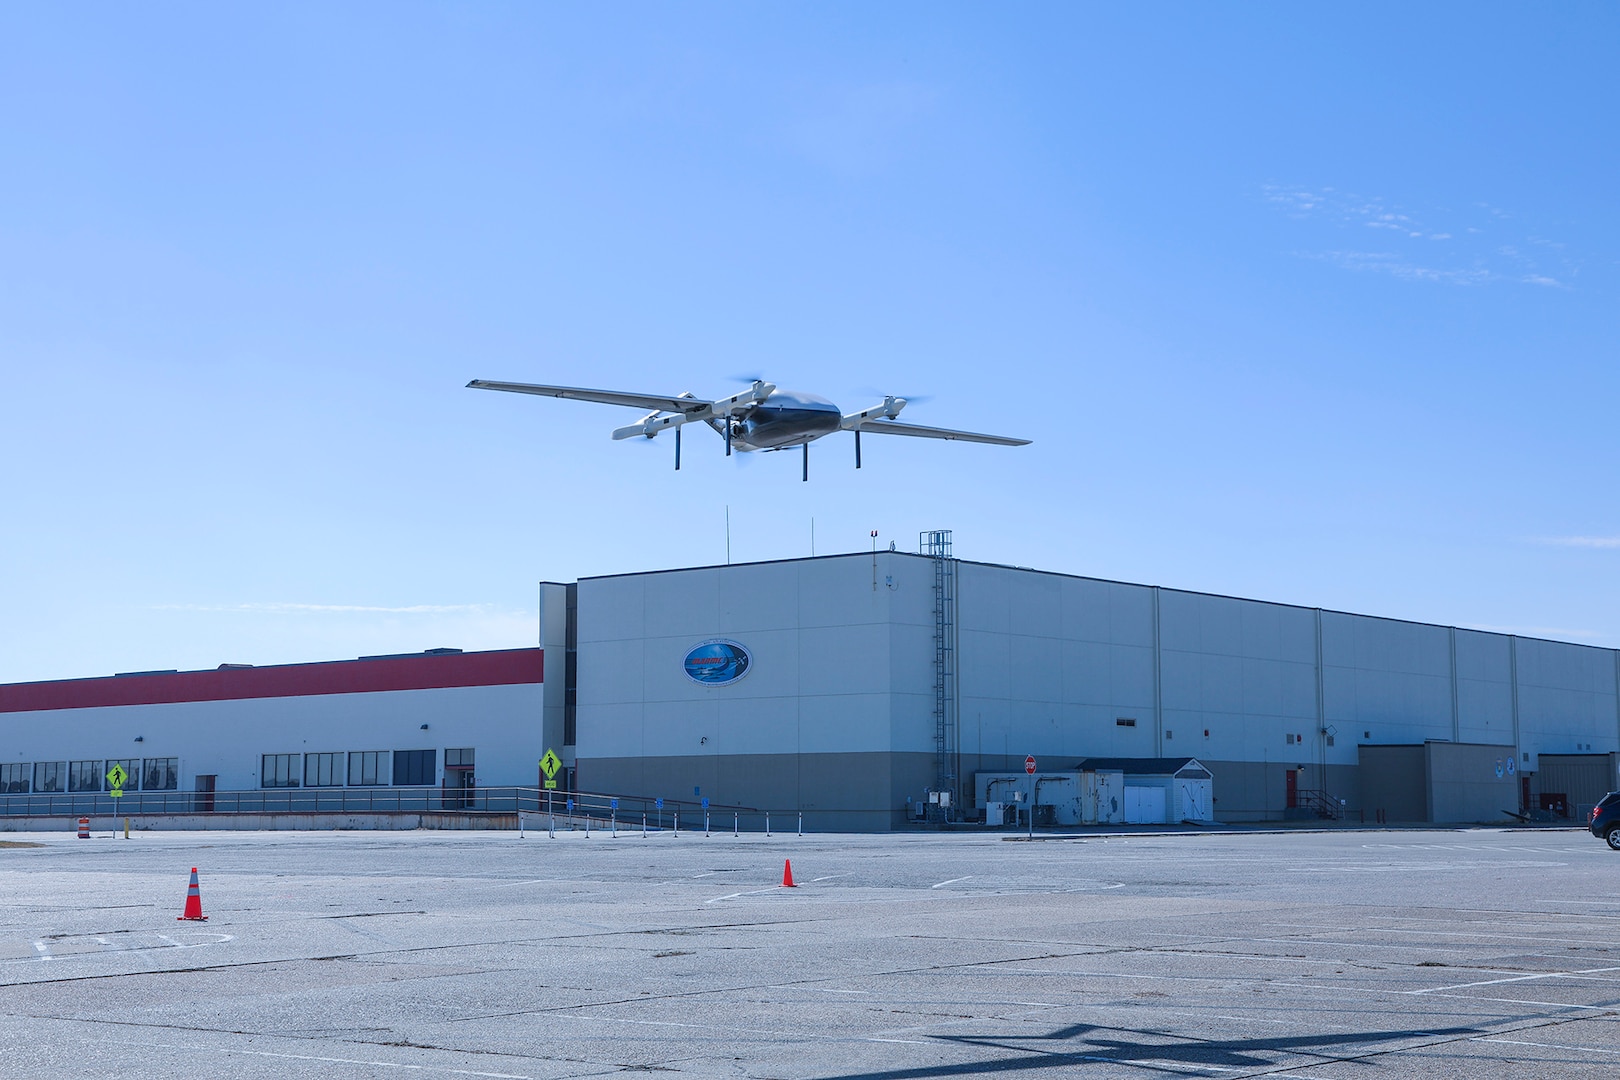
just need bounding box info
[134,736,144,743]
[420,723,429,730]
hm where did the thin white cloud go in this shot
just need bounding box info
[1536,536,1620,549]
[1304,250,1491,285]
[1266,185,1579,288]
[154,602,498,615]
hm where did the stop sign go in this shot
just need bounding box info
[1024,755,1036,775]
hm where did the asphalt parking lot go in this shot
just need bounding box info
[1,824,1618,1078]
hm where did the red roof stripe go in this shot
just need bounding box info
[0,648,543,714]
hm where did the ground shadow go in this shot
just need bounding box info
[820,1019,1482,1078]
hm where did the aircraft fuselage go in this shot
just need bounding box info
[730,390,842,451]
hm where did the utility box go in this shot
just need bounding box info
[984,801,1008,826]
[974,771,1083,825]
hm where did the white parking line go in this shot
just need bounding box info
[1474,1037,1620,1055]
[1412,965,1620,994]
[112,1041,531,1078]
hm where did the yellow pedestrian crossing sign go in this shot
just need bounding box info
[106,764,128,797]
[539,749,562,790]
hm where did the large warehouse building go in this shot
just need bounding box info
[4,536,1618,829]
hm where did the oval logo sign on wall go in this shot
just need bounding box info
[683,639,752,686]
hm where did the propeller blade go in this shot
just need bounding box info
[857,388,934,405]
[675,426,681,471]
[855,428,862,469]
[802,442,809,482]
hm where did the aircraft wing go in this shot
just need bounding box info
[467,380,707,414]
[855,419,1031,446]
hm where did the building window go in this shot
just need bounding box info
[34,761,65,793]
[393,749,435,786]
[305,753,342,787]
[105,758,139,791]
[1286,733,1297,745]
[68,760,103,792]
[349,751,388,786]
[1116,718,1136,727]
[445,748,474,769]
[260,754,299,788]
[143,758,178,791]
[0,763,28,793]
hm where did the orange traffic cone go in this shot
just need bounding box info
[177,867,208,921]
[781,859,796,888]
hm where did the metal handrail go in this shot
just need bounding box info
[0,784,767,823]
[1295,788,1344,821]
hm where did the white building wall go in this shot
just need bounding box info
[1322,612,1453,744]
[1456,629,1514,745]
[576,554,932,763]
[1,682,545,791]
[935,561,1620,818]
[957,565,1155,765]
[1159,590,1319,766]
[1517,637,1620,766]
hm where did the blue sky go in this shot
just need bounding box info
[1,3,1616,682]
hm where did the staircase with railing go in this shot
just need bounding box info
[1294,789,1344,821]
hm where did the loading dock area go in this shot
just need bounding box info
[1359,741,1521,823]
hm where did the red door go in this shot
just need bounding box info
[1285,769,1298,809]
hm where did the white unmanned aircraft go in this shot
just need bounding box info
[467,379,1031,480]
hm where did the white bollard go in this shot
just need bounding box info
[765,811,771,837]
[798,811,802,836]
